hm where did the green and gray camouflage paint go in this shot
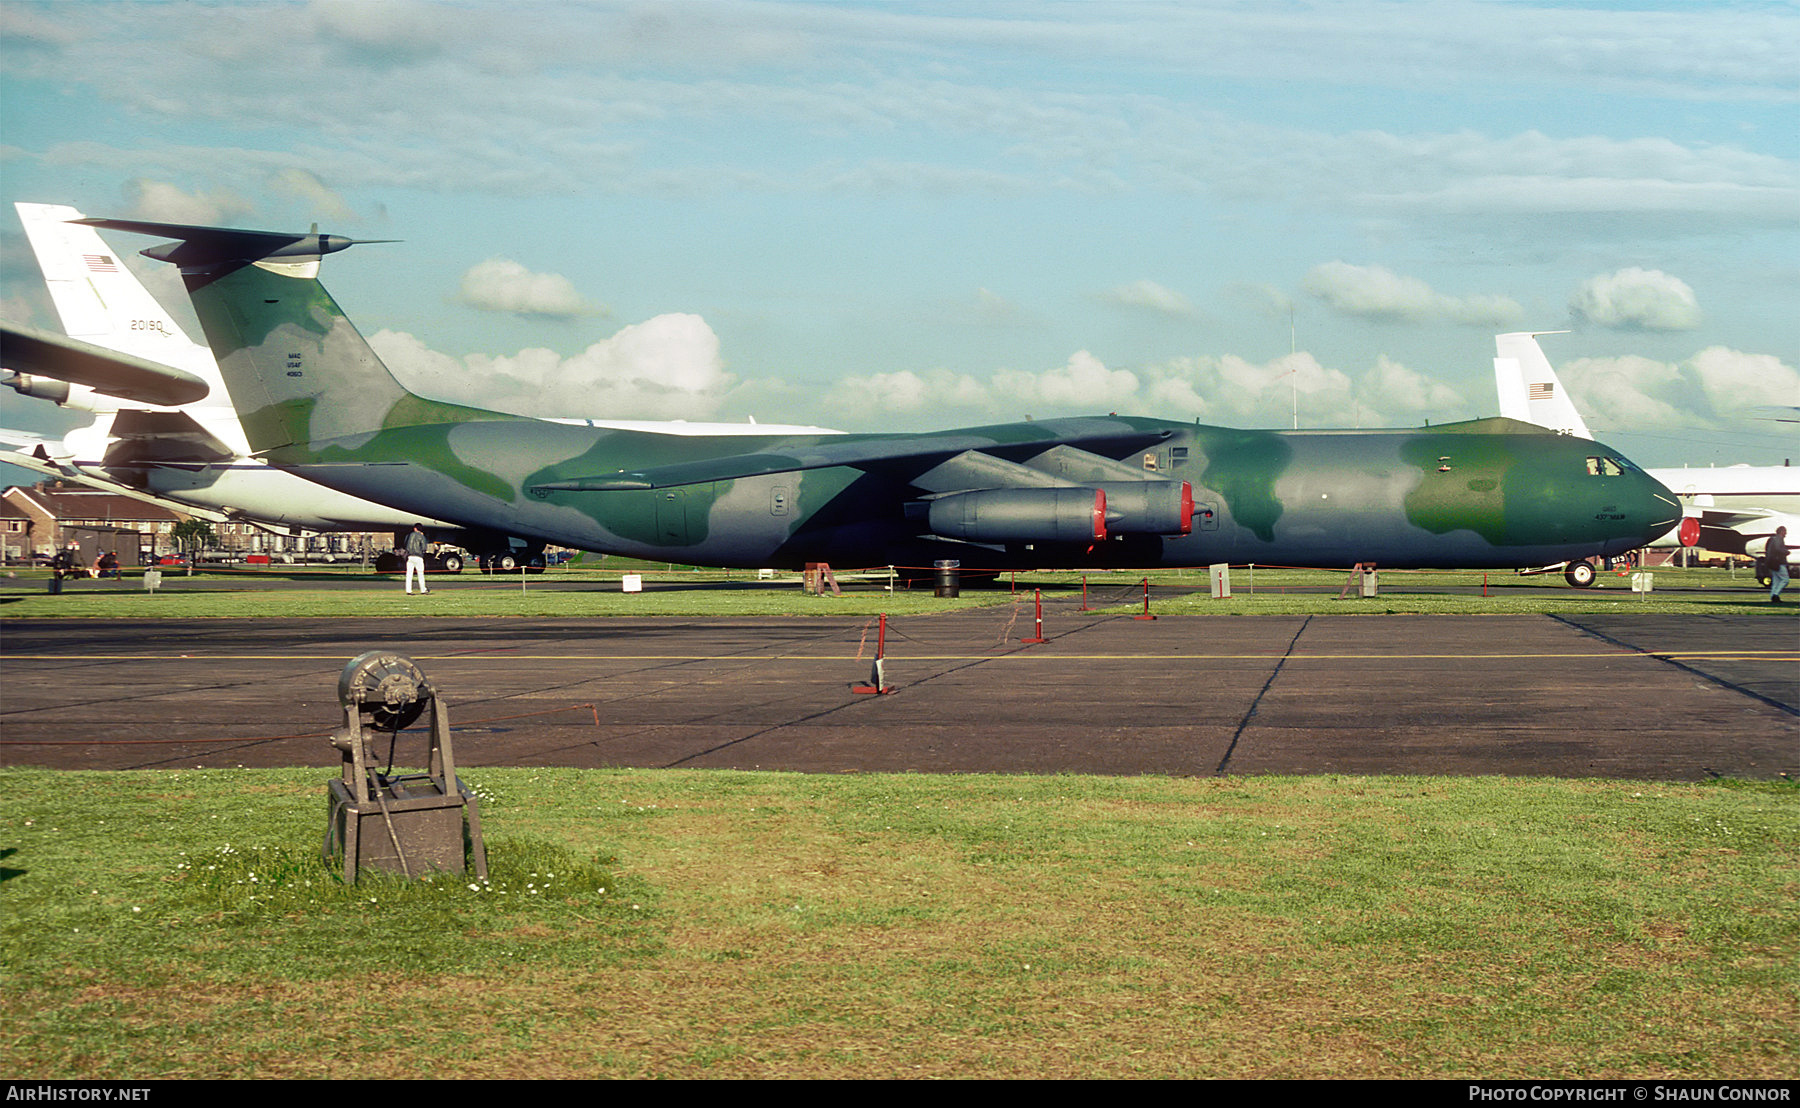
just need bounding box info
[89,218,1681,572]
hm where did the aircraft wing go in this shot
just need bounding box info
[0,427,57,452]
[2,322,211,407]
[528,422,1177,493]
[1,444,77,483]
[1693,505,1785,528]
[0,443,233,521]
[101,409,236,466]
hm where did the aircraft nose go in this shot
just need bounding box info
[1635,471,1683,546]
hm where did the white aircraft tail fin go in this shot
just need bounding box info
[14,203,217,383]
[15,202,250,455]
[1493,331,1591,439]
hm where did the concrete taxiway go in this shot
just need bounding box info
[2,607,1793,779]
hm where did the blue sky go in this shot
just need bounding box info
[2,0,1796,473]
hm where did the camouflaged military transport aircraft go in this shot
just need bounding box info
[79,215,1681,576]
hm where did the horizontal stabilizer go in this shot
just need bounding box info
[74,218,392,267]
[1,322,210,406]
[104,409,236,465]
[0,446,232,521]
[0,427,56,452]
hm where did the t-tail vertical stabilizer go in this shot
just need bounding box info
[16,204,216,382]
[74,217,519,460]
[1494,331,1592,439]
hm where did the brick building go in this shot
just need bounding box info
[2,480,396,566]
[2,482,187,565]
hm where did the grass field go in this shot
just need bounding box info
[1,563,1789,618]
[1,768,1793,1079]
[4,562,1791,1077]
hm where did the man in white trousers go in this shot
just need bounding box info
[405,523,430,595]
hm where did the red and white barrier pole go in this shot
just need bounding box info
[1022,589,1047,643]
[1134,577,1156,621]
[854,613,895,694]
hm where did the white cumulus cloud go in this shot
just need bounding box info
[1302,262,1523,327]
[1684,347,1799,412]
[831,351,1141,421]
[456,258,603,319]
[1359,355,1469,419]
[994,351,1142,413]
[1137,352,1360,427]
[1569,268,1702,330]
[269,168,358,223]
[837,368,992,416]
[1098,279,1198,319]
[1555,354,1691,430]
[1556,347,1796,429]
[817,348,1479,430]
[123,179,253,225]
[369,313,728,420]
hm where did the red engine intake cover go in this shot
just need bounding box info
[1678,517,1701,548]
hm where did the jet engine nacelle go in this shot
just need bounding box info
[928,487,1107,544]
[1099,480,1194,535]
[4,372,71,406]
[2,373,122,414]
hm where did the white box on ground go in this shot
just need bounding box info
[1209,563,1231,599]
[621,573,643,593]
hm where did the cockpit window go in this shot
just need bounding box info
[1586,456,1626,477]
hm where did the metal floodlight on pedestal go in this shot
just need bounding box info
[323,651,488,884]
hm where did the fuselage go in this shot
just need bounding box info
[1650,465,1800,517]
[1646,464,1800,554]
[87,215,1677,573]
[36,411,460,532]
[83,458,449,532]
[276,414,1679,571]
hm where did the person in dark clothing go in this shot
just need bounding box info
[51,542,79,583]
[404,523,430,595]
[1765,525,1789,603]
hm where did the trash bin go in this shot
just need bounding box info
[934,559,960,598]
